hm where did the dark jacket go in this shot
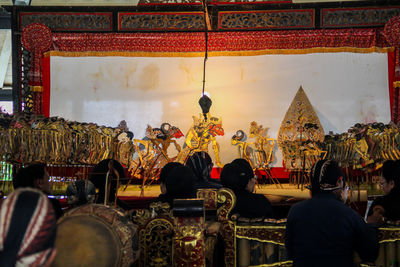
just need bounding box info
[368,190,400,221]
[232,190,273,218]
[285,192,379,267]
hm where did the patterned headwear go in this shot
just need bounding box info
[311,160,345,191]
[0,188,57,267]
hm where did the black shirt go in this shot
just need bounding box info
[368,190,400,221]
[285,192,379,267]
[232,191,273,218]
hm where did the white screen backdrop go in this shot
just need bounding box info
[50,52,391,166]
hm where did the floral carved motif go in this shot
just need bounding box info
[219,10,314,30]
[20,13,112,31]
[119,13,205,31]
[322,7,400,28]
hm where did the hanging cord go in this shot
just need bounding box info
[202,0,208,96]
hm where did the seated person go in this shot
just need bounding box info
[285,160,381,267]
[220,158,273,218]
[367,160,400,223]
[89,159,130,210]
[66,178,96,207]
[152,162,184,204]
[185,152,222,190]
[0,188,57,267]
[13,163,63,219]
[203,152,221,184]
[156,165,197,207]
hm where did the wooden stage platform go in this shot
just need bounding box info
[117,183,368,204]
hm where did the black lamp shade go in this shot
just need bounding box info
[198,95,212,115]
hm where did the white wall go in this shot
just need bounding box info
[50,52,390,166]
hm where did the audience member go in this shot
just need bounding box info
[220,158,273,218]
[66,178,96,207]
[153,162,184,204]
[285,160,381,267]
[89,159,130,210]
[156,165,196,207]
[185,152,222,190]
[13,163,63,219]
[0,188,57,267]
[367,160,400,223]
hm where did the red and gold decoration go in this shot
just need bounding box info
[385,15,400,123]
[174,217,206,267]
[21,23,52,115]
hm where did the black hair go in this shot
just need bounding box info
[203,152,213,167]
[220,160,253,193]
[185,152,211,182]
[89,159,125,204]
[13,164,46,189]
[159,162,183,184]
[231,158,253,180]
[126,131,134,140]
[164,165,196,205]
[382,160,400,193]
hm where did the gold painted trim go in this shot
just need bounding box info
[30,86,43,92]
[379,228,400,231]
[44,46,393,58]
[235,225,285,245]
[249,261,293,267]
[234,221,237,267]
[380,238,400,244]
[394,81,400,88]
[236,235,285,245]
[236,225,286,230]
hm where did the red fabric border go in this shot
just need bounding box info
[388,51,395,122]
[42,55,50,117]
[51,28,390,53]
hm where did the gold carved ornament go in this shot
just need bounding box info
[173,217,206,267]
[277,86,326,171]
[176,113,224,168]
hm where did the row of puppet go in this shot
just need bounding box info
[0,112,399,172]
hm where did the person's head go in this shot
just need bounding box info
[13,164,52,195]
[159,162,183,194]
[0,188,57,267]
[221,160,256,193]
[380,160,400,195]
[203,152,213,174]
[164,165,196,201]
[185,152,211,182]
[231,158,256,192]
[311,160,348,202]
[90,159,125,204]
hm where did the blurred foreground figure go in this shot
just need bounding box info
[13,164,63,219]
[0,188,57,267]
[285,160,381,267]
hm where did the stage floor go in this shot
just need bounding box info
[117,183,368,204]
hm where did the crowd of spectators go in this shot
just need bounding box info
[1,155,400,266]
